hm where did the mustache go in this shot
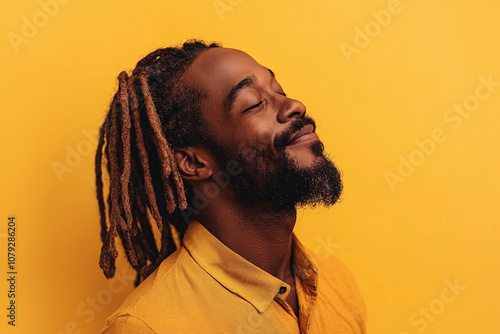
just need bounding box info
[274,116,317,151]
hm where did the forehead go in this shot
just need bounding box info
[182,47,268,104]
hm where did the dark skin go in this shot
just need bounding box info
[172,48,321,318]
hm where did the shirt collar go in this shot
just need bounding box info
[291,233,319,287]
[182,220,319,313]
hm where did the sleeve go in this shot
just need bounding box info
[99,315,157,334]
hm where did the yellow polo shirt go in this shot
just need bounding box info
[99,221,366,333]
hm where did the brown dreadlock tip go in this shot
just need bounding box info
[99,253,115,277]
[104,267,116,279]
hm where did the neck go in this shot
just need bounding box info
[195,199,297,280]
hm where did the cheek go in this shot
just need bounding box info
[235,124,275,156]
[204,113,237,146]
[248,115,278,141]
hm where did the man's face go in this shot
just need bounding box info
[183,48,342,209]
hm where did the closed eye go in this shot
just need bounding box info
[242,92,286,113]
[243,101,263,112]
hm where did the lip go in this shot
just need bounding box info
[287,124,319,146]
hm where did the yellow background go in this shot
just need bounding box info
[1,0,499,333]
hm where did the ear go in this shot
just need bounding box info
[173,146,216,182]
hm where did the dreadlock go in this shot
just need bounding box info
[95,39,221,286]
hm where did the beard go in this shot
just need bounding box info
[203,116,343,211]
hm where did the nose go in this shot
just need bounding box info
[277,95,306,123]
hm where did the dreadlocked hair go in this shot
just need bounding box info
[95,39,221,286]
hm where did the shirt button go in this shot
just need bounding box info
[279,286,287,294]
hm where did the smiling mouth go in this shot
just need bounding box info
[286,124,319,146]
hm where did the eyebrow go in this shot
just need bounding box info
[224,68,275,113]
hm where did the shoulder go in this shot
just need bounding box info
[99,247,191,333]
[294,234,362,296]
[315,253,361,291]
[311,252,367,328]
[99,314,156,334]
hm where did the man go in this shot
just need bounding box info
[96,40,366,333]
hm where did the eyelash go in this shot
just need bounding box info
[244,101,263,112]
[243,92,287,112]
